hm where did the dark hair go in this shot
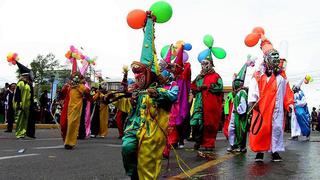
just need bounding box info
[313,107,316,111]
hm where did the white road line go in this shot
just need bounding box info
[33,145,64,149]
[21,138,62,141]
[0,154,39,160]
[102,144,122,148]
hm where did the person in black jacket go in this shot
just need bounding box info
[4,83,16,132]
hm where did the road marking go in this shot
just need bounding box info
[102,144,122,148]
[167,153,237,179]
[21,138,62,141]
[34,145,64,149]
[0,154,39,160]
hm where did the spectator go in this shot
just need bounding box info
[4,83,16,132]
[39,90,49,123]
[311,107,318,131]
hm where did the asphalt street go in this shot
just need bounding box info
[1,128,320,180]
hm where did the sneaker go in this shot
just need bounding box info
[255,153,264,162]
[271,152,283,162]
[90,135,96,138]
[306,136,310,141]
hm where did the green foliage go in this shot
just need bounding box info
[30,53,60,85]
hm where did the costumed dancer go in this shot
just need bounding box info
[190,34,226,152]
[227,55,255,153]
[245,27,294,162]
[161,41,192,157]
[114,66,131,139]
[223,92,233,139]
[78,61,92,139]
[290,75,311,140]
[13,61,35,139]
[113,4,177,179]
[90,83,100,138]
[64,58,91,149]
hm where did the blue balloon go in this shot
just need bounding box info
[184,43,192,51]
[198,49,211,62]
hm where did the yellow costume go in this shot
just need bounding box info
[65,83,89,147]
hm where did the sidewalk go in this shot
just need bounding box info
[0,124,59,129]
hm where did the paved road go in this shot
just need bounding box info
[1,128,320,180]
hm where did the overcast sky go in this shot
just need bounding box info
[0,0,319,107]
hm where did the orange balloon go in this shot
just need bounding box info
[252,27,265,35]
[244,33,260,47]
[127,9,147,29]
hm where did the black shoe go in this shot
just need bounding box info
[255,153,264,162]
[194,143,200,150]
[4,130,12,133]
[64,145,74,150]
[271,152,283,162]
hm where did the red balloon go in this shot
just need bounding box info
[252,27,265,35]
[244,33,260,47]
[127,9,147,29]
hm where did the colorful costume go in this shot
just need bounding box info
[246,28,294,161]
[291,78,310,139]
[190,35,226,150]
[223,92,233,139]
[59,83,71,141]
[14,62,34,139]
[64,74,90,149]
[227,56,255,152]
[116,9,177,179]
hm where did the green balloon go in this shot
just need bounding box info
[160,45,170,59]
[203,34,214,48]
[211,47,226,59]
[150,1,173,23]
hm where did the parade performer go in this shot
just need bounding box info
[223,92,233,139]
[190,34,226,152]
[13,62,34,139]
[59,80,71,141]
[290,76,311,140]
[64,72,91,149]
[227,55,255,153]
[113,4,177,179]
[161,41,191,157]
[4,83,16,132]
[245,27,294,162]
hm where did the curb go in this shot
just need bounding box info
[0,124,59,129]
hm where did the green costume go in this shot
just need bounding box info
[14,80,31,138]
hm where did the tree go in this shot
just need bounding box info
[30,53,60,85]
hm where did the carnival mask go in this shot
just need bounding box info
[264,49,281,75]
[131,62,150,89]
[201,60,213,73]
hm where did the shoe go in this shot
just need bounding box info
[90,135,96,138]
[194,143,200,150]
[64,145,74,150]
[4,130,12,133]
[271,152,283,162]
[227,145,237,152]
[255,153,264,162]
[178,142,184,149]
[240,148,247,153]
[288,136,298,141]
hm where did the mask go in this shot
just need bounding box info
[201,60,213,73]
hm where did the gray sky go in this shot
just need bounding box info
[0,0,319,107]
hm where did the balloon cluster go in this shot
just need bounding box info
[160,41,192,63]
[244,27,265,47]
[198,34,227,62]
[127,1,173,29]
[7,52,19,65]
[65,45,96,65]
